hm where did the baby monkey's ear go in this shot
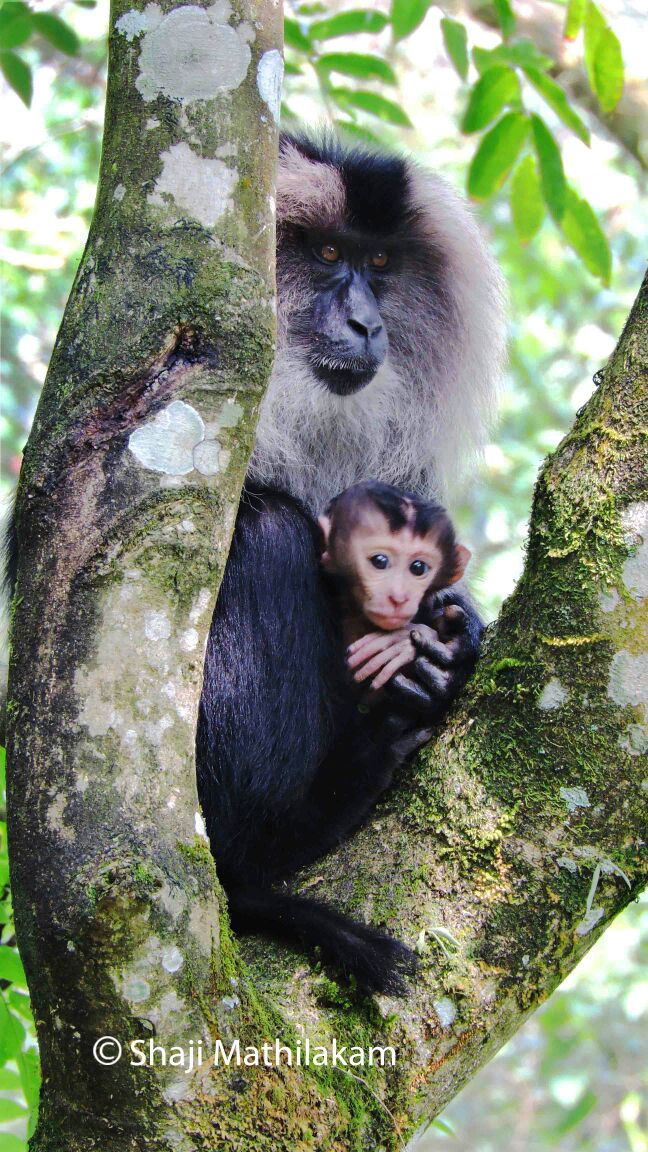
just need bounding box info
[318,515,332,568]
[449,544,471,584]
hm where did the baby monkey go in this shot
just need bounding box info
[320,481,471,697]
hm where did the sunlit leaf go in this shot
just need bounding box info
[284,17,311,52]
[552,1089,598,1136]
[0,1067,20,1090]
[309,10,388,40]
[462,66,520,133]
[522,67,590,145]
[390,0,433,42]
[560,187,611,283]
[0,49,32,106]
[337,120,382,144]
[510,155,545,241]
[0,944,27,987]
[32,12,80,56]
[0,1098,28,1121]
[592,26,624,112]
[440,18,468,81]
[467,111,529,200]
[473,39,552,75]
[584,2,624,113]
[530,114,566,221]
[493,0,515,38]
[17,1046,41,1112]
[316,53,397,84]
[331,87,412,126]
[0,1,32,50]
[0,994,25,1061]
[564,0,586,40]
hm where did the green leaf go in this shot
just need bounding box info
[522,67,590,144]
[493,0,515,38]
[552,1090,598,1136]
[331,88,412,126]
[560,186,611,283]
[467,111,528,200]
[530,113,566,220]
[564,0,586,39]
[0,1,32,50]
[440,18,468,81]
[510,155,545,241]
[473,39,552,75]
[32,12,80,55]
[432,1118,456,1136]
[584,2,623,113]
[316,53,397,84]
[0,944,27,988]
[0,1136,27,1152]
[390,0,433,42]
[593,26,623,113]
[0,994,25,1061]
[309,10,388,40]
[284,17,311,52]
[283,59,301,76]
[0,1067,21,1090]
[0,50,32,106]
[0,1098,28,1121]
[17,1046,40,1111]
[461,66,520,133]
[337,120,382,145]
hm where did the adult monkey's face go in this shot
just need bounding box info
[276,133,417,397]
[297,230,392,395]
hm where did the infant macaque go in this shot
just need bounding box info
[319,480,470,694]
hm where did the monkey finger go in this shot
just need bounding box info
[410,629,454,668]
[347,630,410,668]
[412,657,450,695]
[389,674,434,708]
[353,641,414,683]
[369,651,415,691]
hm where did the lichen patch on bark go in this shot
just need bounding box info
[116,2,254,103]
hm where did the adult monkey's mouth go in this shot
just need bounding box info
[309,354,380,396]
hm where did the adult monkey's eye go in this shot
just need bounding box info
[318,243,341,263]
[371,251,389,268]
[410,559,429,576]
[370,554,390,570]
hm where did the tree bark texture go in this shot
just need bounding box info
[5,1,647,1149]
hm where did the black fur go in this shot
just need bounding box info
[282,131,410,235]
[196,488,422,995]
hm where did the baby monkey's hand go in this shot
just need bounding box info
[347,624,439,691]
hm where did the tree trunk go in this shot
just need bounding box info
[5,1,647,1149]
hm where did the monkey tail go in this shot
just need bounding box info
[226,886,417,996]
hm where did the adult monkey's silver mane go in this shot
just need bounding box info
[248,130,506,515]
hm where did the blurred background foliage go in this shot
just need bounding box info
[0,0,646,1148]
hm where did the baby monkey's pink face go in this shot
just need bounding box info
[322,508,466,631]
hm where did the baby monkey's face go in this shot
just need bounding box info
[326,509,448,631]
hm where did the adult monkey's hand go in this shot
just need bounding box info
[388,590,484,717]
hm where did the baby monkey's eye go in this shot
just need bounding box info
[410,560,429,576]
[369,554,390,570]
[318,243,341,263]
[371,251,389,268]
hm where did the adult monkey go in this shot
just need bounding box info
[197,131,506,995]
